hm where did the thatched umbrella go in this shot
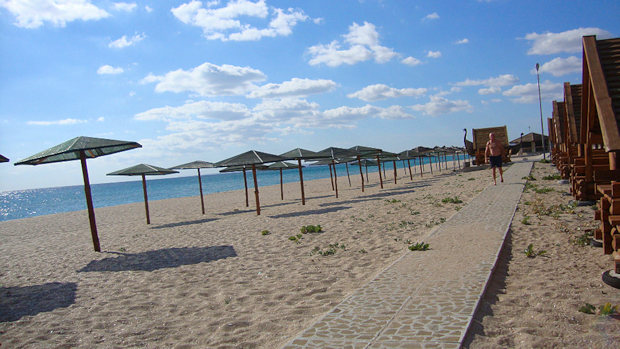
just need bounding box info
[0,154,8,163]
[214,150,285,215]
[108,164,178,224]
[267,161,298,200]
[170,160,215,215]
[279,148,327,205]
[398,150,419,180]
[349,158,377,183]
[378,151,399,184]
[15,136,142,251]
[315,147,356,198]
[220,164,268,207]
[348,146,382,192]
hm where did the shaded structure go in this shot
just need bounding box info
[315,147,357,198]
[398,149,419,180]
[170,160,215,215]
[220,164,268,208]
[14,136,142,252]
[215,150,285,215]
[472,126,511,165]
[348,145,382,192]
[267,161,299,200]
[279,148,327,205]
[509,132,549,153]
[108,164,178,224]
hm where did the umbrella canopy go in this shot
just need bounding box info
[348,146,383,192]
[220,164,267,208]
[315,147,356,160]
[14,136,141,252]
[170,161,215,215]
[215,150,285,215]
[15,136,141,165]
[278,149,327,205]
[108,164,178,224]
[0,154,8,163]
[214,150,285,167]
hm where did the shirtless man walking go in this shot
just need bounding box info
[485,132,504,185]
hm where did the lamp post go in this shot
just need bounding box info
[520,132,524,156]
[536,63,547,159]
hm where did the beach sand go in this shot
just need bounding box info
[465,160,620,348]
[1,161,488,348]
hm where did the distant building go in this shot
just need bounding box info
[509,132,549,153]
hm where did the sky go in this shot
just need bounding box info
[0,0,619,191]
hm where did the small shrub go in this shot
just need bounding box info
[301,225,323,234]
[542,174,561,180]
[571,232,592,246]
[521,216,531,225]
[522,175,536,181]
[599,303,618,316]
[385,199,401,204]
[359,248,367,254]
[442,196,463,204]
[533,186,554,194]
[410,210,420,215]
[261,230,270,236]
[524,243,547,258]
[539,159,551,163]
[468,177,475,181]
[579,303,596,314]
[408,242,430,251]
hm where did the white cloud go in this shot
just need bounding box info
[423,12,439,21]
[97,117,105,122]
[135,101,252,122]
[97,65,124,74]
[27,118,87,126]
[401,56,422,66]
[108,33,146,48]
[142,62,266,96]
[0,0,109,28]
[533,56,581,77]
[113,2,137,12]
[145,5,153,13]
[248,78,337,98]
[502,80,563,103]
[171,0,308,41]
[347,84,427,102]
[410,96,473,116]
[427,50,441,58]
[524,27,612,55]
[308,22,397,66]
[478,86,501,95]
[455,38,469,44]
[455,74,519,88]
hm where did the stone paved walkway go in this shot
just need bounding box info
[282,160,534,349]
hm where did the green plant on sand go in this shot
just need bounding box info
[524,243,546,258]
[301,225,323,234]
[408,242,430,251]
[261,230,270,236]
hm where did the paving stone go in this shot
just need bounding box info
[281,161,533,348]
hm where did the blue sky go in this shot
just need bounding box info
[0,0,618,191]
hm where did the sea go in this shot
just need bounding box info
[0,156,466,222]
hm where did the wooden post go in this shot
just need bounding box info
[429,155,433,174]
[419,156,424,177]
[610,151,617,171]
[332,160,339,198]
[345,162,351,186]
[365,161,369,183]
[328,163,334,190]
[376,156,383,188]
[197,168,205,214]
[407,159,413,180]
[252,164,260,215]
[402,160,407,175]
[393,160,397,184]
[141,174,150,224]
[382,160,386,179]
[79,151,100,252]
[279,168,283,200]
[297,159,305,205]
[243,168,249,207]
[357,155,364,192]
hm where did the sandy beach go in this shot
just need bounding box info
[2,159,618,348]
[1,161,488,348]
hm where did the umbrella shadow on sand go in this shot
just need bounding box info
[0,282,77,322]
[78,246,236,272]
[150,218,218,229]
[268,206,351,219]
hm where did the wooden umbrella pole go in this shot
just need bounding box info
[279,168,283,200]
[402,160,407,175]
[357,155,364,192]
[382,160,386,179]
[79,151,100,252]
[429,155,433,174]
[332,160,339,198]
[297,159,306,205]
[252,164,260,215]
[141,174,150,224]
[243,168,249,207]
[376,156,383,188]
[419,157,424,177]
[345,162,351,186]
[197,168,205,215]
[392,160,397,184]
[457,151,461,169]
[407,159,412,180]
[328,163,334,190]
[365,162,369,182]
